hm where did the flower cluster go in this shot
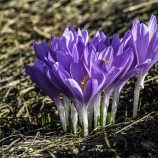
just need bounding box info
[25,15,158,136]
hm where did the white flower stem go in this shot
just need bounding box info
[88,101,94,131]
[93,93,101,129]
[79,107,88,137]
[62,95,70,131]
[133,74,146,118]
[101,91,111,126]
[75,102,88,136]
[133,84,141,118]
[54,98,66,132]
[110,88,120,123]
[71,103,78,134]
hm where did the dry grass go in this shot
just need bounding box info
[1,112,158,157]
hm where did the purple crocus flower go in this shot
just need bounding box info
[108,31,151,123]
[130,15,158,117]
[107,15,158,122]
[25,27,112,136]
[24,61,67,131]
[49,29,108,136]
[81,35,139,127]
[49,29,130,134]
[96,30,151,125]
[99,46,136,126]
[83,44,129,128]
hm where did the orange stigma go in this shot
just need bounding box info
[102,58,110,64]
[81,74,89,90]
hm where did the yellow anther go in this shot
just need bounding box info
[102,58,110,64]
[81,74,89,90]
[150,34,153,38]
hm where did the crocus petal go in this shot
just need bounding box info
[70,62,84,85]
[92,72,105,91]
[52,62,71,86]
[56,52,73,72]
[138,32,158,77]
[115,59,151,91]
[48,63,77,103]
[104,66,121,88]
[92,31,100,46]
[72,44,79,62]
[83,79,98,106]
[65,78,83,104]
[24,64,60,102]
[146,32,158,64]
[111,34,120,53]
[76,37,85,60]
[95,60,109,73]
[81,29,89,43]
[148,15,157,37]
[131,20,140,41]
[51,62,70,89]
[121,30,138,68]
[112,47,133,71]
[121,31,135,52]
[92,31,110,51]
[132,23,150,64]
[33,60,44,72]
[96,39,109,52]
[33,41,51,61]
[63,26,77,41]
[47,51,57,63]
[43,66,62,90]
[98,46,113,60]
[114,43,124,57]
[84,43,97,71]
[51,35,59,51]
[98,46,114,70]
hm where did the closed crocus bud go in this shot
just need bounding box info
[131,15,158,118]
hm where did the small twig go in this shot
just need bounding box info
[115,112,153,134]
[123,0,158,12]
[18,131,40,157]
[48,151,57,158]
[2,138,21,152]
[33,26,50,39]
[144,76,158,83]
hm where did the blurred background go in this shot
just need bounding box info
[0,0,158,157]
